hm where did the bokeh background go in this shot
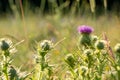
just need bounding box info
[0,0,120,74]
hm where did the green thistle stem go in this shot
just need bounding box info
[38,51,46,80]
[2,51,9,80]
[69,68,76,80]
[118,70,120,80]
[88,55,92,68]
[5,69,9,80]
[87,70,90,80]
[39,71,43,80]
[41,55,45,71]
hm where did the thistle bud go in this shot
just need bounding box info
[114,43,120,53]
[40,40,53,51]
[65,54,75,68]
[0,41,9,51]
[0,38,12,51]
[81,66,88,75]
[79,34,91,46]
[91,35,98,43]
[83,49,93,55]
[95,40,105,50]
[8,66,17,80]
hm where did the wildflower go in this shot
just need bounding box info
[77,25,94,34]
[114,43,120,53]
[95,40,105,50]
[40,40,53,51]
[65,54,75,68]
[78,25,94,46]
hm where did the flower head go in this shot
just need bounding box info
[78,25,94,34]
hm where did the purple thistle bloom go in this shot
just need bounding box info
[78,25,94,34]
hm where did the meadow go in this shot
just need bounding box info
[0,13,120,79]
[0,0,120,79]
[0,14,119,65]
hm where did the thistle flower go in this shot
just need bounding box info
[77,25,94,34]
[78,25,94,46]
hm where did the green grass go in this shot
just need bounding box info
[0,14,120,78]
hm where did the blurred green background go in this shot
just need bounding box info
[0,0,120,76]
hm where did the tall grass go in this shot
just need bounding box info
[7,0,111,16]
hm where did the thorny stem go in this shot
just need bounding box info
[39,71,43,80]
[118,70,120,80]
[69,68,76,80]
[4,66,9,80]
[38,51,46,80]
[3,52,9,80]
[41,55,45,71]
